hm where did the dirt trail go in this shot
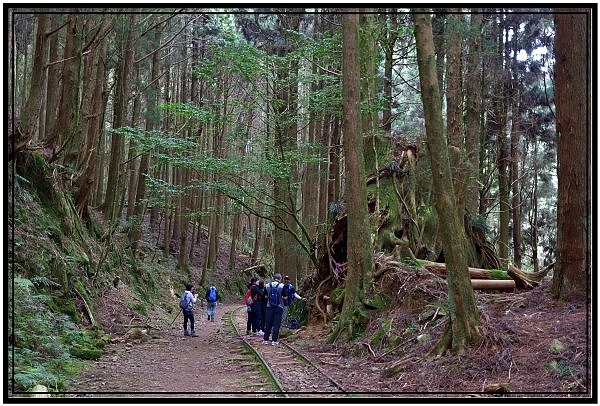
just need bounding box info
[68,280,592,398]
[69,303,275,398]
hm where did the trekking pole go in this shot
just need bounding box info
[169,308,182,327]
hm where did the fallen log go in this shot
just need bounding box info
[240,264,268,277]
[508,262,553,290]
[470,279,515,291]
[423,261,512,280]
[422,261,515,291]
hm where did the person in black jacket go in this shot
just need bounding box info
[250,279,263,336]
[258,280,268,332]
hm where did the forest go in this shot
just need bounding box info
[6,7,592,397]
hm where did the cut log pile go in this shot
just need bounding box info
[422,261,553,292]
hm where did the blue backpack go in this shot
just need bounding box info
[179,292,191,310]
[208,287,217,302]
[285,285,296,306]
[268,281,281,306]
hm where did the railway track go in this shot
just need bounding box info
[227,306,348,397]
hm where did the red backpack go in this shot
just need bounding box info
[244,289,253,306]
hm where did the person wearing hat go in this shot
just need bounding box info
[262,273,287,346]
[282,275,307,327]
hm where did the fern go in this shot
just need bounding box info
[30,276,61,289]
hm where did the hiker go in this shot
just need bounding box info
[250,278,263,336]
[258,280,268,332]
[181,283,199,337]
[262,273,287,346]
[245,278,257,335]
[282,275,307,327]
[205,283,220,322]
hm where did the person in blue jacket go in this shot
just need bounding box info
[205,283,220,322]
[262,273,287,346]
[281,275,307,327]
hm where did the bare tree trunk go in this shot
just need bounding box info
[488,17,510,269]
[380,11,397,134]
[75,22,109,220]
[445,11,465,214]
[178,168,191,272]
[551,9,590,302]
[50,14,82,164]
[464,12,483,216]
[103,14,136,221]
[251,215,262,266]
[228,212,241,271]
[130,27,161,253]
[330,11,373,343]
[413,10,480,355]
[272,13,302,278]
[510,90,522,268]
[126,63,142,219]
[43,15,62,146]
[19,14,48,149]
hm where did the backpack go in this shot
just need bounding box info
[208,287,217,302]
[268,281,281,306]
[284,284,296,306]
[244,289,253,306]
[179,292,190,310]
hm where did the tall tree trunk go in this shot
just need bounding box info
[413,10,480,355]
[490,18,510,269]
[130,27,161,253]
[43,15,62,147]
[380,11,398,134]
[50,14,82,164]
[510,89,522,268]
[445,11,466,214]
[103,14,136,221]
[551,9,590,302]
[251,215,262,266]
[464,12,483,217]
[328,117,342,204]
[272,13,302,279]
[228,212,241,271]
[19,14,48,149]
[329,11,373,343]
[126,63,142,219]
[178,169,191,272]
[432,12,446,107]
[75,22,109,220]
[530,142,540,273]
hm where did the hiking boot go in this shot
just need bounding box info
[272,341,279,346]
[256,330,264,336]
[191,330,198,337]
[262,340,269,345]
[184,330,190,336]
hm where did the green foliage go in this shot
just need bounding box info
[370,318,393,348]
[9,275,106,392]
[404,257,429,268]
[544,359,574,378]
[287,299,308,326]
[131,302,148,316]
[68,346,103,360]
[403,319,419,335]
[363,293,386,311]
[487,269,512,279]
